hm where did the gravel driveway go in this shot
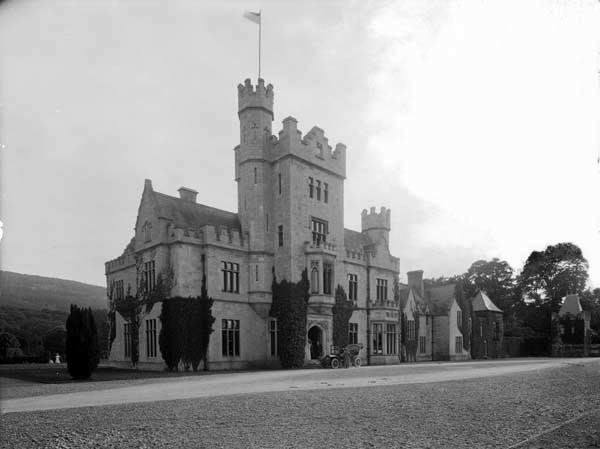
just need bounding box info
[1,358,599,448]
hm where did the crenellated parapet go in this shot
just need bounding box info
[304,240,337,256]
[344,248,367,262]
[238,78,274,119]
[362,207,391,231]
[105,252,135,274]
[275,116,346,178]
[168,224,249,250]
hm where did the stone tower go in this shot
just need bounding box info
[236,78,274,251]
[361,207,391,250]
[235,78,275,315]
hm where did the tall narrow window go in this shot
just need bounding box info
[455,336,463,353]
[316,180,321,200]
[324,183,328,203]
[269,319,278,356]
[311,264,319,294]
[221,262,240,293]
[372,323,383,355]
[323,263,333,295]
[419,335,427,353]
[143,261,156,293]
[143,221,152,242]
[386,324,397,354]
[266,214,269,232]
[254,167,257,184]
[146,319,157,358]
[406,320,416,340]
[457,309,462,328]
[255,264,259,282]
[308,177,314,198]
[376,278,388,301]
[124,323,132,358]
[348,274,358,302]
[222,319,240,357]
[278,225,283,247]
[311,218,327,245]
[278,173,282,195]
[349,323,358,345]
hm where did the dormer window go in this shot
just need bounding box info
[143,222,152,242]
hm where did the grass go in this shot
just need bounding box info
[0,364,212,384]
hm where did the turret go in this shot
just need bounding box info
[361,206,391,250]
[235,78,274,253]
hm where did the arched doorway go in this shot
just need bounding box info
[308,326,323,360]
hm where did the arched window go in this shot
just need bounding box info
[311,266,319,294]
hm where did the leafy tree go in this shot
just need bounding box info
[270,269,310,369]
[580,288,600,336]
[43,327,66,356]
[196,275,215,371]
[0,332,22,359]
[518,243,588,312]
[332,285,354,349]
[65,305,100,379]
[464,259,516,311]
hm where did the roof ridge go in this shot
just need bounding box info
[154,191,237,216]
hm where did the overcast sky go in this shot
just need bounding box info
[1,0,599,288]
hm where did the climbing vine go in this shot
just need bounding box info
[270,269,310,368]
[158,275,215,371]
[332,285,354,349]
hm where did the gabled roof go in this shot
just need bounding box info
[559,294,583,317]
[398,287,430,314]
[344,228,373,250]
[154,192,240,230]
[425,284,456,315]
[471,291,502,313]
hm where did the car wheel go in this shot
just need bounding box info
[354,357,362,367]
[331,358,340,369]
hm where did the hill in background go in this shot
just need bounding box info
[0,271,107,311]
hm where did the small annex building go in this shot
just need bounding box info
[400,270,470,362]
[470,291,504,359]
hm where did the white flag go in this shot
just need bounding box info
[243,10,261,25]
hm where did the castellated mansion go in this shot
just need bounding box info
[106,79,486,370]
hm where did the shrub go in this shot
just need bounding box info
[270,269,310,368]
[332,285,354,349]
[65,305,100,379]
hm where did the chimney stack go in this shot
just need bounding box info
[178,187,198,203]
[407,270,424,298]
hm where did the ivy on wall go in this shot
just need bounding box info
[401,311,419,362]
[270,269,310,369]
[159,275,215,371]
[332,285,354,349]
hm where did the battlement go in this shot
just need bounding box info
[105,252,135,274]
[361,207,391,231]
[169,224,249,250]
[238,78,274,118]
[276,117,346,178]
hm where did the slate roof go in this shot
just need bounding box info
[471,291,502,313]
[344,228,373,250]
[559,294,583,317]
[425,284,456,315]
[154,192,240,230]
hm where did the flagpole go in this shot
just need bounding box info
[258,10,262,79]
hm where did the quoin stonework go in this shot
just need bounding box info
[105,79,503,369]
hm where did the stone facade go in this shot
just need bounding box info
[105,79,400,370]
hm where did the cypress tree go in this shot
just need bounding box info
[66,305,100,379]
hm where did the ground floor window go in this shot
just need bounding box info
[124,323,131,358]
[386,324,397,354]
[222,319,240,357]
[455,336,463,353]
[348,322,358,345]
[146,319,157,358]
[269,319,278,356]
[419,335,427,353]
[372,323,383,355]
[407,319,416,341]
